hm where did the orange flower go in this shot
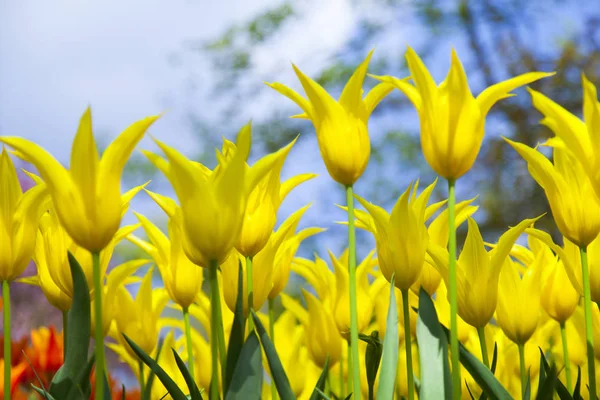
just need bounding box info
[21,326,64,386]
[0,359,27,397]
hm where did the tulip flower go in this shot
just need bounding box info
[508,139,600,393]
[221,204,323,315]
[268,53,394,394]
[113,268,169,389]
[302,289,343,368]
[0,148,47,400]
[0,107,159,400]
[372,48,553,181]
[266,50,392,186]
[373,49,552,395]
[528,76,600,200]
[234,137,315,258]
[496,236,547,398]
[427,216,540,367]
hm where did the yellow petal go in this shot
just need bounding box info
[504,138,561,193]
[70,107,99,213]
[338,50,373,114]
[489,216,543,276]
[354,194,390,235]
[280,173,317,202]
[405,46,438,114]
[265,82,313,120]
[144,189,178,218]
[477,72,554,116]
[369,74,421,111]
[582,74,600,156]
[364,80,405,115]
[0,148,22,226]
[292,63,343,122]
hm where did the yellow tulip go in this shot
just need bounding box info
[113,267,170,358]
[92,258,149,336]
[330,249,377,338]
[506,139,600,247]
[541,258,580,324]
[496,239,548,345]
[292,254,336,310]
[372,48,553,180]
[266,51,394,185]
[235,137,316,257]
[128,212,202,310]
[0,108,159,252]
[528,76,600,199]
[221,205,323,315]
[0,148,47,282]
[427,216,540,328]
[146,122,290,267]
[302,289,343,368]
[411,197,478,295]
[354,180,436,290]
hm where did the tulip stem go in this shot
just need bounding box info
[447,178,460,399]
[580,245,597,399]
[139,360,145,395]
[477,326,489,368]
[3,281,10,400]
[92,251,105,400]
[518,343,527,399]
[247,256,254,332]
[401,289,415,400]
[268,297,278,400]
[209,260,220,400]
[347,343,353,395]
[183,307,195,380]
[345,184,361,399]
[62,309,68,360]
[559,321,573,392]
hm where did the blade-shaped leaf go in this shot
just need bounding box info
[416,288,452,399]
[122,333,188,400]
[225,331,263,400]
[361,331,382,400]
[172,348,203,400]
[251,310,295,400]
[479,343,499,400]
[524,369,531,400]
[225,260,246,394]
[441,326,512,399]
[31,385,58,400]
[309,356,329,400]
[376,277,399,400]
[65,354,95,400]
[573,367,582,400]
[143,339,164,400]
[49,252,91,399]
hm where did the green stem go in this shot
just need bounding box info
[447,179,461,399]
[345,184,361,399]
[401,289,415,400]
[580,245,597,399]
[477,326,489,368]
[247,256,254,332]
[518,343,527,400]
[560,321,573,393]
[183,307,196,380]
[209,260,220,400]
[62,309,68,360]
[3,281,10,400]
[139,360,145,395]
[268,297,277,400]
[347,343,352,395]
[92,252,105,400]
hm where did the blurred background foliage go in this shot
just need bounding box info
[125,0,600,247]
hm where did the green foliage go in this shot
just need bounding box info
[224,261,247,394]
[172,349,203,400]
[308,357,329,400]
[416,287,452,399]
[376,277,399,400]
[251,310,295,400]
[360,331,383,400]
[225,332,263,400]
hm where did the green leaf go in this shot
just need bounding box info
[416,287,452,399]
[122,333,188,400]
[573,367,582,399]
[361,331,383,400]
[537,348,572,400]
[225,260,246,394]
[479,343,499,400]
[122,384,126,400]
[65,354,95,400]
[143,339,164,400]
[49,252,91,399]
[31,385,58,400]
[309,356,329,400]
[251,310,295,400]
[524,369,531,400]
[376,277,399,400]
[225,331,263,400]
[441,325,512,399]
[172,348,203,400]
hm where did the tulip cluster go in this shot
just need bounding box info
[1,45,600,400]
